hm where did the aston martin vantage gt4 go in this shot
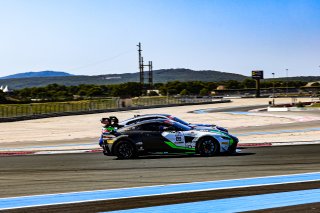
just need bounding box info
[101,118,238,159]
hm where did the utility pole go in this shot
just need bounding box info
[137,42,144,86]
[272,72,275,106]
[148,61,153,89]
[286,68,288,96]
[137,43,154,93]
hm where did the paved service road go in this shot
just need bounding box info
[1,144,319,199]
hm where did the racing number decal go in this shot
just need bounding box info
[162,131,186,147]
[175,131,184,144]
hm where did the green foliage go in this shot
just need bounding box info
[11,82,143,101]
[199,88,209,96]
[0,91,7,103]
[148,91,159,96]
[87,86,104,97]
[260,80,307,88]
[159,81,217,96]
[242,78,256,88]
[180,89,189,96]
[223,80,242,89]
[111,82,142,98]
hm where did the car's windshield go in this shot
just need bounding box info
[121,115,165,125]
[172,121,192,131]
[167,115,189,126]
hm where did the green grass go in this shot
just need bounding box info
[308,103,320,108]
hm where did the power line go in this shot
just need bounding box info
[68,49,135,71]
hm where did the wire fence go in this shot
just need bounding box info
[0,98,118,118]
[132,96,215,106]
[0,96,218,119]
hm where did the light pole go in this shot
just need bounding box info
[286,69,288,96]
[272,72,275,106]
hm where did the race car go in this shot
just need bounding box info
[118,114,228,133]
[101,118,238,159]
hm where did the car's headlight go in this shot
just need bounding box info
[221,136,230,140]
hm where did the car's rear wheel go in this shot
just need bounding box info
[198,137,219,156]
[114,141,136,159]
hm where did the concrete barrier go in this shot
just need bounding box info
[267,107,289,112]
[267,106,320,112]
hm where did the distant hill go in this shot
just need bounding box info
[0,69,249,89]
[2,68,318,90]
[0,71,73,79]
[153,69,247,82]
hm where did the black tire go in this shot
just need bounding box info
[114,141,136,159]
[198,137,219,157]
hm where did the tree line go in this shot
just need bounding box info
[0,79,309,103]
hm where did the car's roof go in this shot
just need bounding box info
[118,118,192,131]
[124,118,170,125]
[118,118,170,130]
[119,114,171,124]
[131,114,170,118]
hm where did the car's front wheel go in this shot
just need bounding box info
[114,141,137,159]
[198,137,219,156]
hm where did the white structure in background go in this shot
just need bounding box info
[0,85,11,93]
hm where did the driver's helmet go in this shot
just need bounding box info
[109,116,119,124]
[100,117,111,125]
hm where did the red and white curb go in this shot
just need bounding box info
[0,149,102,156]
[239,140,320,147]
[238,143,272,147]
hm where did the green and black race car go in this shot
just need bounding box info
[101,118,238,159]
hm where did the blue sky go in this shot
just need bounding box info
[0,0,319,78]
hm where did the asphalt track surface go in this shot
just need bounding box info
[1,104,319,212]
[231,119,320,134]
[1,144,320,212]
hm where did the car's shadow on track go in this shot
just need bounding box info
[114,151,255,160]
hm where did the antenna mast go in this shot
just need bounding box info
[137,43,154,92]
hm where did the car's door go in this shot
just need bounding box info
[118,125,144,148]
[161,130,186,150]
[143,123,186,152]
[139,122,169,152]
